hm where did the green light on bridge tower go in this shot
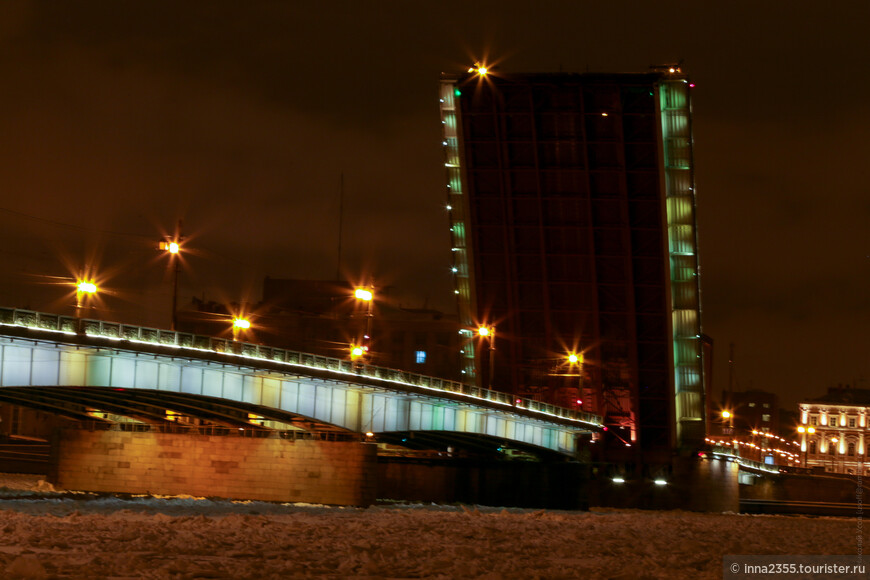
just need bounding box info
[439,77,478,386]
[659,78,705,450]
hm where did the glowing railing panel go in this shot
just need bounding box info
[0,307,602,429]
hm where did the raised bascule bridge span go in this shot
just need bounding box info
[0,308,602,507]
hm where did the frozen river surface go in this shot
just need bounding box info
[0,474,864,579]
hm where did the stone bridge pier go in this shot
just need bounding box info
[50,428,378,506]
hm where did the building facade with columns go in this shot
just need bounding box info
[799,387,870,475]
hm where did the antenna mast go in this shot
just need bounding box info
[336,173,344,280]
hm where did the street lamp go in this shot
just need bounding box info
[721,410,734,437]
[565,352,585,409]
[74,278,98,334]
[158,226,184,331]
[468,62,488,76]
[477,325,496,391]
[232,317,251,342]
[75,279,98,317]
[354,288,373,302]
[349,343,367,368]
[354,286,374,353]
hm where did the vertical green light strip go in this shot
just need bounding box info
[439,80,477,384]
[660,79,705,449]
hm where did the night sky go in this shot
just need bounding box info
[0,2,867,412]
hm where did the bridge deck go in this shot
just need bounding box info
[0,308,602,456]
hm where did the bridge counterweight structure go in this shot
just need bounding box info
[0,308,601,457]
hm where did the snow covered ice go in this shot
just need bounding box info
[0,474,865,579]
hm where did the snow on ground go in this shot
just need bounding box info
[0,474,865,579]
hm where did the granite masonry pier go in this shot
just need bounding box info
[51,429,377,506]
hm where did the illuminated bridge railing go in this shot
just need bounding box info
[707,444,780,475]
[0,308,602,429]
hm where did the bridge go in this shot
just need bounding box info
[4,308,841,514]
[0,307,601,458]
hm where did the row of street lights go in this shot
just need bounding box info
[159,229,251,340]
[72,243,588,386]
[67,224,579,382]
[61,225,381,356]
[474,323,585,402]
[716,409,817,467]
[67,229,252,339]
[71,254,589,392]
[73,272,251,340]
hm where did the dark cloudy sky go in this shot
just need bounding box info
[0,1,867,411]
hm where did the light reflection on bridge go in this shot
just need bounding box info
[0,308,602,457]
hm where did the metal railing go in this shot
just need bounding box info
[0,307,603,428]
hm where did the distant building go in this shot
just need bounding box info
[719,389,780,435]
[799,386,870,475]
[439,66,705,463]
[707,388,800,466]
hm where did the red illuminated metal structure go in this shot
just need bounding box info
[439,66,706,464]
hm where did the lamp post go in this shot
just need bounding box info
[721,410,734,436]
[75,280,98,316]
[477,325,495,391]
[158,226,183,331]
[349,343,366,369]
[354,286,374,356]
[831,437,839,473]
[566,352,584,408]
[74,279,98,334]
[232,317,251,342]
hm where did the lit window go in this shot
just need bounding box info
[763,403,769,408]
[748,403,756,408]
[762,414,770,422]
[415,350,427,364]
